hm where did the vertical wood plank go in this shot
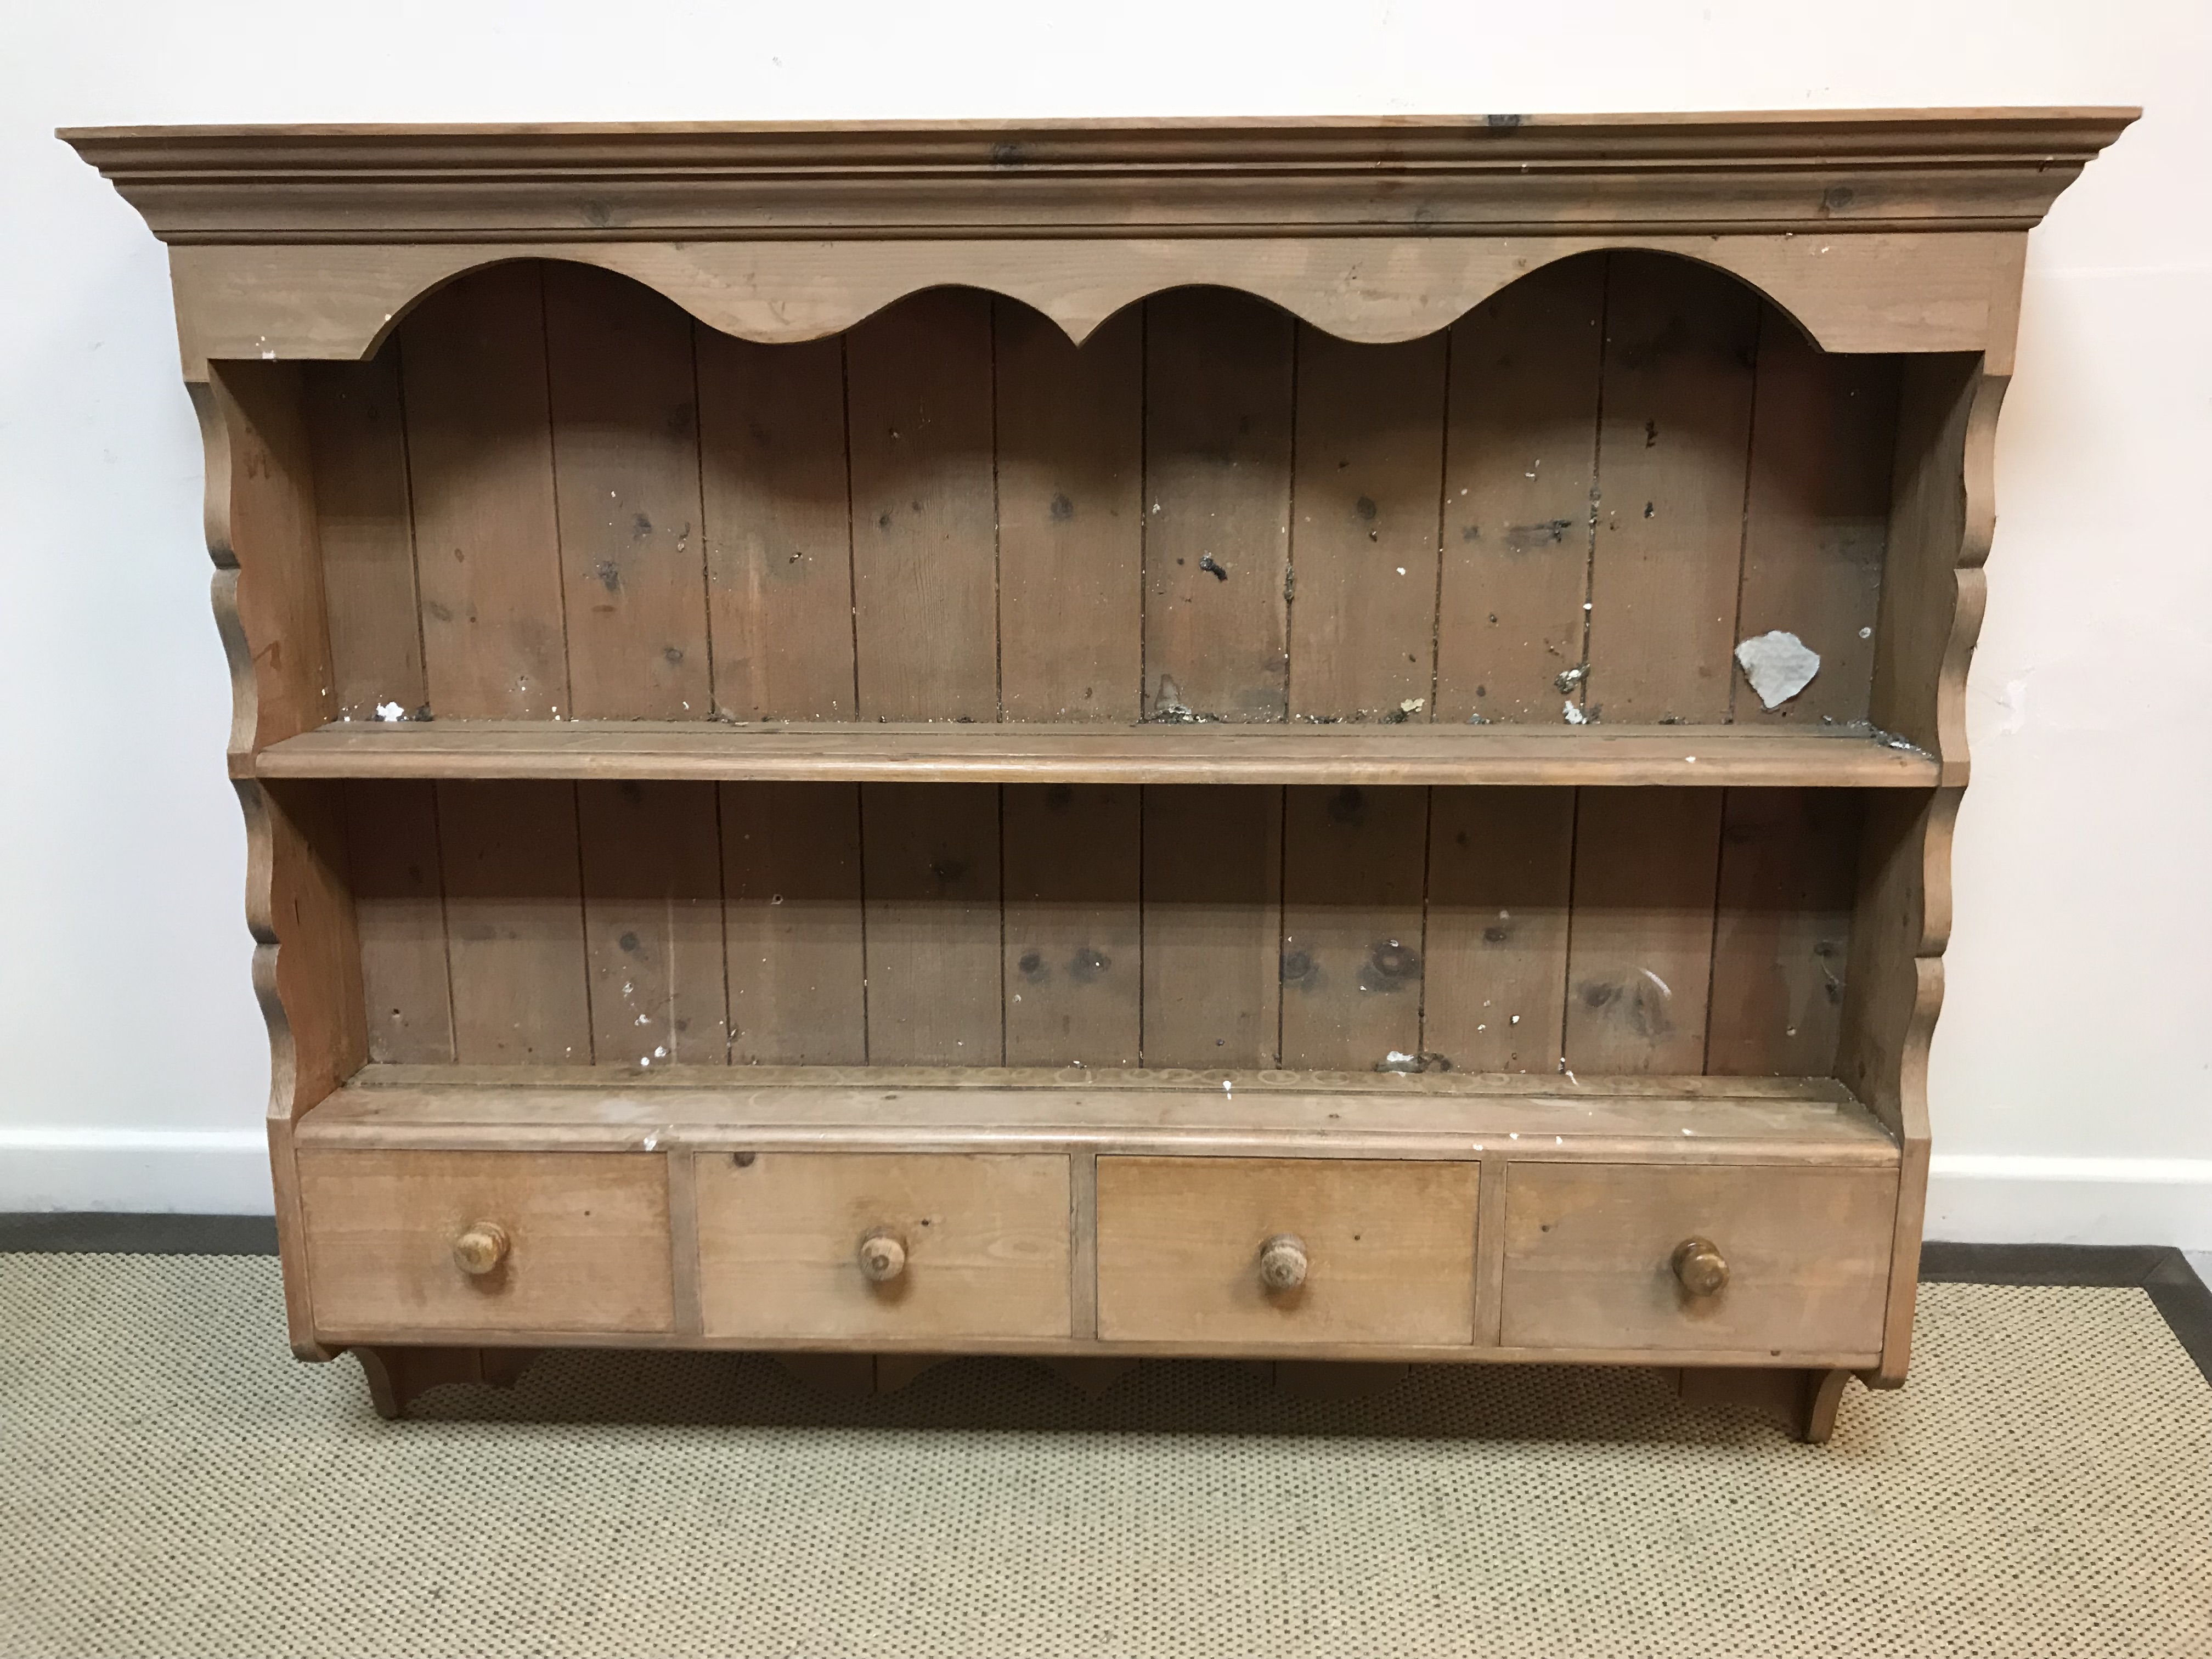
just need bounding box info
[1584,253,1761,723]
[1279,785,1428,1069]
[861,783,1003,1064]
[1562,786,1724,1074]
[1706,788,1861,1076]
[437,781,592,1064]
[1736,323,1900,724]
[1143,290,1295,721]
[1423,788,1576,1074]
[402,264,569,719]
[545,264,711,719]
[1003,784,1141,1067]
[343,781,454,1065]
[1434,256,1606,724]
[302,356,425,721]
[996,302,1144,721]
[845,290,998,719]
[1141,785,1283,1066]
[1288,329,1448,719]
[696,331,857,720]
[578,781,727,1069]
[721,782,867,1065]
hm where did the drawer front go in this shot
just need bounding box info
[695,1153,1071,1341]
[1096,1156,1480,1346]
[298,1149,675,1335]
[1499,1163,1895,1356]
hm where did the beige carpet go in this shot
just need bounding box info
[2,1254,2209,1657]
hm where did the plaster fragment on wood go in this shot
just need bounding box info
[1735,630,1821,710]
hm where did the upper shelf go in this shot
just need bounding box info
[247,720,1937,787]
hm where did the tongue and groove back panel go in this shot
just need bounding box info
[345,775,1864,1077]
[320,249,1891,1081]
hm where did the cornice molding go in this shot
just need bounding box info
[62,109,2137,244]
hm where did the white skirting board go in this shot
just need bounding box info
[1,1133,2208,1249]
[1926,1155,2212,1250]
[0,1130,272,1215]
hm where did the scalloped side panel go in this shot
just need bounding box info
[166,230,2026,375]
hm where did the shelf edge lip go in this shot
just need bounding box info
[250,727,1942,787]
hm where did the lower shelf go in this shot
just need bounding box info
[290,1066,1901,1372]
[298,1064,1897,1161]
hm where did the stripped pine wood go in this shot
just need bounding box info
[301,356,424,721]
[1434,255,1607,724]
[861,783,1003,1065]
[1563,786,1725,1073]
[720,782,866,1065]
[297,1148,675,1335]
[1142,289,1295,720]
[1279,786,1428,1070]
[97,114,2108,1390]
[577,781,727,1069]
[544,263,711,719]
[1141,785,1283,1066]
[995,301,1144,721]
[1735,321,1900,724]
[695,1152,1072,1341]
[344,781,454,1065]
[1096,1156,1480,1346]
[1288,328,1447,719]
[695,331,857,720]
[436,781,592,1064]
[400,264,569,719]
[256,720,1940,788]
[845,290,998,719]
[1584,253,1762,723]
[1706,788,1862,1076]
[216,362,336,749]
[1002,785,1142,1068]
[1423,787,1576,1073]
[1499,1161,1894,1353]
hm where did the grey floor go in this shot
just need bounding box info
[3,1252,2210,1658]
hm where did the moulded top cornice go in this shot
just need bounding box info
[61,108,2137,243]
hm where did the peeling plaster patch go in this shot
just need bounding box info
[1734,630,1821,709]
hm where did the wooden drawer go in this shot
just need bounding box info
[297,1149,675,1335]
[1096,1156,1480,1346]
[1499,1163,1895,1356]
[695,1152,1071,1341]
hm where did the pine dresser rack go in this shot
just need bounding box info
[65,108,2132,1435]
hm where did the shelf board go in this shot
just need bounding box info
[297,1064,1898,1165]
[250,719,1937,787]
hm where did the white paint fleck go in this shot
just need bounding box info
[1734,629,1821,709]
[1562,701,1589,725]
[653,1046,667,1059]
[375,701,405,723]
[1859,625,1873,639]
[1384,1051,1419,1066]
[642,1132,659,1151]
[1396,567,1407,575]
[639,1057,651,1068]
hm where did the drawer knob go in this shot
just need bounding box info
[1258,1233,1309,1293]
[452,1221,510,1276]
[1672,1236,1730,1297]
[857,1229,908,1284]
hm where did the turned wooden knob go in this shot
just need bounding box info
[1258,1233,1309,1293]
[858,1229,907,1284]
[1672,1236,1729,1296]
[452,1221,510,1276]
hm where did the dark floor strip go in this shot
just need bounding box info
[0,1213,279,1255]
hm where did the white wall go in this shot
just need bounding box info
[2,0,2206,1242]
